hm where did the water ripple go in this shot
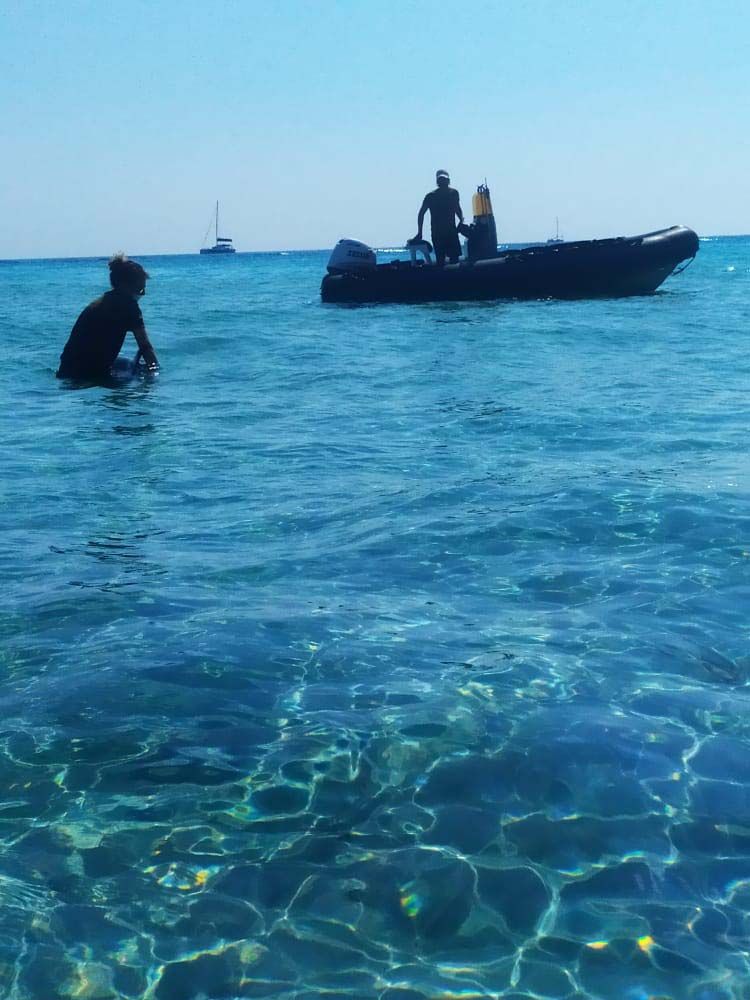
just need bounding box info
[0,241,748,998]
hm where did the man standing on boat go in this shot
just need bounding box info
[414,170,465,266]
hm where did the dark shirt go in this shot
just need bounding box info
[57,289,143,379]
[421,186,461,236]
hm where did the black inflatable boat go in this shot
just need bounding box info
[321,226,698,304]
[320,184,698,304]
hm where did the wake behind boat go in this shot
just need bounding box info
[200,201,236,255]
[320,183,698,304]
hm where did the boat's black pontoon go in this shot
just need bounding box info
[321,184,698,304]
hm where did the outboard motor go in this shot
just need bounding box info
[466,183,498,262]
[327,239,377,275]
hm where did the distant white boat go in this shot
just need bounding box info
[546,217,564,245]
[200,201,236,255]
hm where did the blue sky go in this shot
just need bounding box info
[1,0,748,257]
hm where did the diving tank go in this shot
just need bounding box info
[466,183,498,261]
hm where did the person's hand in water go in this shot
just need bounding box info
[134,328,159,370]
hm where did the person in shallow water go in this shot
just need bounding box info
[56,254,159,380]
[414,169,465,266]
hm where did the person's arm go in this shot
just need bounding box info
[455,192,464,225]
[414,196,429,240]
[133,324,159,369]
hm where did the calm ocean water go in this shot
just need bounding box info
[1,237,749,999]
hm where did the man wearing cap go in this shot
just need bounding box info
[414,170,465,266]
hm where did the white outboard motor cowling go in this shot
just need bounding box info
[327,239,376,275]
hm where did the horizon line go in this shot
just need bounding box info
[1,233,747,264]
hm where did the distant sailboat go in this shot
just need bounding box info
[546,217,564,245]
[200,201,236,255]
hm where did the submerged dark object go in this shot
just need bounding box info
[321,226,698,304]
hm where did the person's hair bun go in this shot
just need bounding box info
[108,253,148,290]
[109,252,128,271]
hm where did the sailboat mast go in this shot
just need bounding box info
[215,201,219,244]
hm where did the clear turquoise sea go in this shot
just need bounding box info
[1,238,749,999]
